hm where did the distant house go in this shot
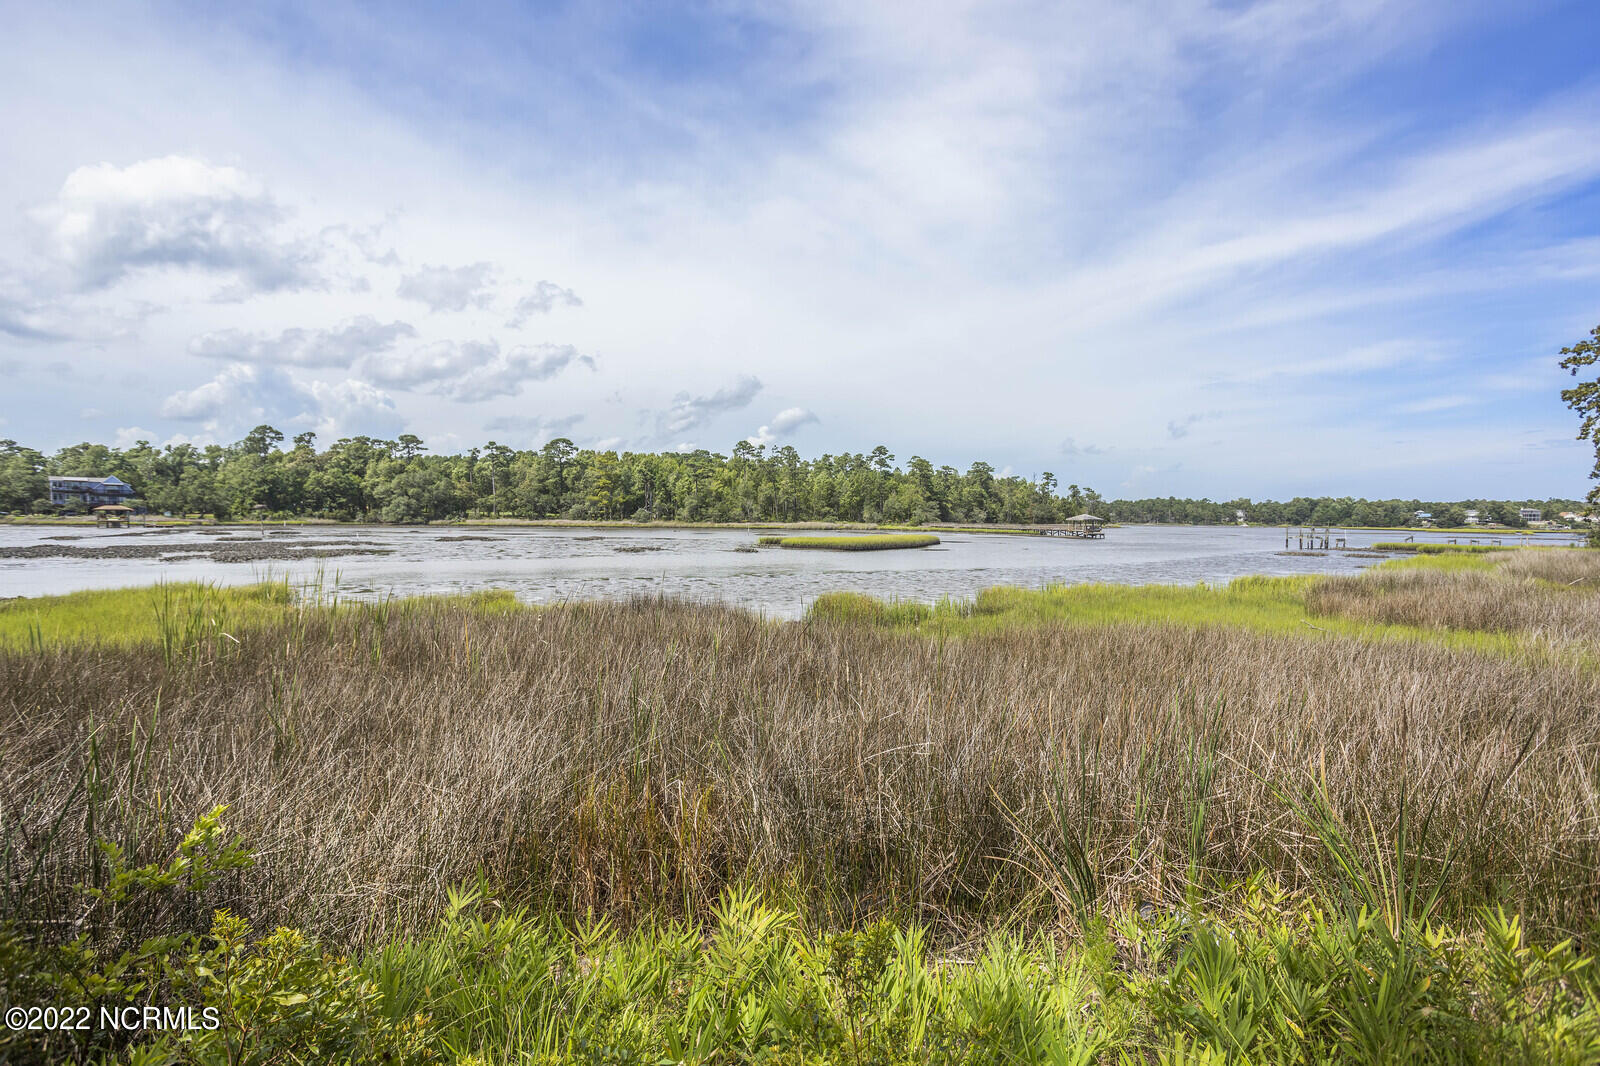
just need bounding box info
[1234,509,1247,525]
[1559,511,1598,525]
[1518,507,1542,522]
[48,475,135,508]
[1463,510,1481,525]
[1413,510,1433,525]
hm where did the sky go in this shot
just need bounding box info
[1,0,1598,500]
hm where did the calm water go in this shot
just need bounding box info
[0,524,1585,619]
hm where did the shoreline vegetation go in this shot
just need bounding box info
[3,432,1591,537]
[5,549,1600,1059]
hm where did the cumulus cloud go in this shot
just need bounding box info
[34,156,324,297]
[189,316,416,368]
[659,376,763,437]
[113,426,159,449]
[1060,437,1107,456]
[746,405,818,446]
[159,363,316,423]
[158,363,402,440]
[507,280,583,327]
[361,339,499,390]
[305,378,404,439]
[360,339,594,400]
[396,262,495,312]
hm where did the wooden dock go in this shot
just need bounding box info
[1045,514,1106,539]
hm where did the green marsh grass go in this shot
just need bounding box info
[1371,541,1511,554]
[0,581,296,650]
[776,533,940,550]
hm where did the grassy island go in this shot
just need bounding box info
[5,549,1600,1062]
[763,533,940,550]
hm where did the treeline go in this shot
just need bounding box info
[1103,496,1587,529]
[0,427,1587,528]
[0,428,1097,524]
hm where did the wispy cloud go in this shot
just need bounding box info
[396,262,496,312]
[189,316,415,368]
[658,376,763,437]
[1395,394,1475,415]
[507,280,582,327]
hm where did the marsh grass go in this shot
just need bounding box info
[7,558,1600,1060]
[5,589,1600,952]
[0,582,296,650]
[1306,550,1600,651]
[777,534,940,550]
[1371,542,1511,554]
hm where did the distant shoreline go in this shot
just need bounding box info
[4,514,1584,537]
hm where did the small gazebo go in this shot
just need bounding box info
[1061,513,1106,538]
[93,504,134,528]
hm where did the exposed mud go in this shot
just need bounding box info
[0,540,394,563]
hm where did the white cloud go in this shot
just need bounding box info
[659,376,762,437]
[158,363,402,440]
[113,425,158,448]
[33,156,324,297]
[159,363,316,423]
[396,262,495,312]
[507,280,582,327]
[444,344,594,402]
[359,339,594,400]
[189,316,416,368]
[305,378,404,439]
[770,406,818,433]
[747,405,818,445]
[361,338,496,389]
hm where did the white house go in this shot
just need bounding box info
[1463,510,1481,525]
[1518,507,1542,522]
[48,475,136,508]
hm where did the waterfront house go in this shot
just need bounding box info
[1463,510,1481,525]
[48,475,136,508]
[1518,507,1541,522]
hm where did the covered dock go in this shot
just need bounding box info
[93,504,135,528]
[1045,513,1106,539]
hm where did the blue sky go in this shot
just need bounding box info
[1,0,1597,499]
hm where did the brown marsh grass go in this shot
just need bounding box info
[1306,550,1600,648]
[4,590,1599,949]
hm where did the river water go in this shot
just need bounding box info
[0,524,1585,619]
